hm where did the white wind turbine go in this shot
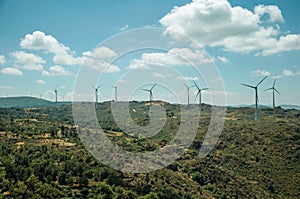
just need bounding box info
[193,81,209,116]
[241,76,268,121]
[92,85,101,103]
[183,83,194,105]
[141,83,157,107]
[265,78,280,109]
[112,85,118,102]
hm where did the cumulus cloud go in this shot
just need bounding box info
[152,72,167,78]
[250,69,271,76]
[160,0,300,55]
[41,71,50,76]
[217,56,229,63]
[42,65,70,76]
[128,48,211,70]
[176,76,199,81]
[271,75,282,79]
[35,79,46,84]
[20,31,82,65]
[0,85,13,89]
[0,55,6,65]
[282,69,295,76]
[11,51,45,71]
[82,47,120,73]
[1,67,23,76]
[254,4,284,23]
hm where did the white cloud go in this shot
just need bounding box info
[1,67,23,76]
[271,75,282,79]
[20,31,82,65]
[297,71,300,75]
[260,34,300,56]
[176,76,199,81]
[217,56,229,63]
[11,51,45,71]
[152,72,166,78]
[160,0,300,55]
[282,69,295,76]
[42,65,70,76]
[52,65,69,75]
[128,48,211,70]
[42,71,50,76]
[49,65,68,75]
[119,24,129,31]
[82,47,120,73]
[0,85,13,89]
[35,79,46,84]
[0,55,6,65]
[250,69,271,76]
[254,4,284,23]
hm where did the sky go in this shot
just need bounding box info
[0,0,300,106]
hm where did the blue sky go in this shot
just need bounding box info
[0,0,300,105]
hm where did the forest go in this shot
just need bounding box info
[0,101,299,198]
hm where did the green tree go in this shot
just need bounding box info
[0,163,10,192]
[78,175,89,186]
[58,171,73,186]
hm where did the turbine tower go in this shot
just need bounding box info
[112,85,118,102]
[183,83,194,105]
[241,75,268,121]
[265,78,280,109]
[141,83,157,106]
[54,89,58,103]
[92,85,101,103]
[193,81,209,116]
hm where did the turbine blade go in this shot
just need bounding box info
[193,81,200,90]
[273,78,276,87]
[91,84,96,89]
[141,89,150,92]
[183,83,188,88]
[241,83,255,89]
[150,83,157,90]
[264,88,273,91]
[274,88,280,95]
[256,75,268,87]
[195,91,200,100]
[96,85,101,89]
[201,88,209,91]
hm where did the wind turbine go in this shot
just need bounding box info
[193,81,209,116]
[92,85,101,103]
[241,75,268,121]
[183,83,194,105]
[112,85,118,102]
[141,83,157,106]
[265,78,280,109]
[54,89,58,103]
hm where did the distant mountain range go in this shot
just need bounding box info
[228,104,300,110]
[1,96,300,110]
[0,97,71,108]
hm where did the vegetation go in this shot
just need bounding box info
[0,101,299,198]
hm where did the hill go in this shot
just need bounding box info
[230,104,300,110]
[0,102,299,198]
[0,96,71,108]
